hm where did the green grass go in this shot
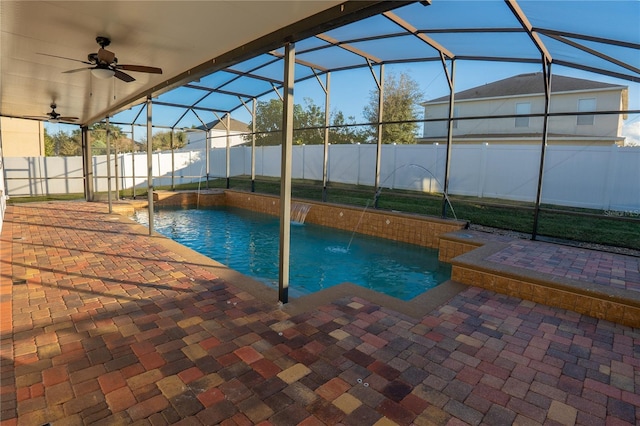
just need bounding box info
[7,194,85,203]
[7,176,639,251]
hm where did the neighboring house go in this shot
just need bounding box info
[420,73,628,146]
[183,118,250,151]
[0,117,45,156]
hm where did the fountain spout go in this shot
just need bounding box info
[291,202,312,225]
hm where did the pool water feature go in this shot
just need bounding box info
[132,206,451,300]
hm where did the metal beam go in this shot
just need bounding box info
[543,33,640,75]
[268,50,328,72]
[505,0,552,64]
[383,11,455,59]
[316,33,383,63]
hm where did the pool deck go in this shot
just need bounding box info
[1,201,639,425]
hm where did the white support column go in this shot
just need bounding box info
[106,116,112,213]
[252,99,257,192]
[374,64,384,207]
[279,42,295,304]
[322,72,331,202]
[146,96,154,235]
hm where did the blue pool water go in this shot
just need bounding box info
[132,206,451,300]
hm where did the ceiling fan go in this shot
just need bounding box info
[25,103,79,123]
[41,36,162,83]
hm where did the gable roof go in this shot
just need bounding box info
[426,73,627,103]
[196,118,250,133]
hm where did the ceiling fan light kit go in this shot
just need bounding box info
[91,67,116,79]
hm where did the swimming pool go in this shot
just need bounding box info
[132,206,451,300]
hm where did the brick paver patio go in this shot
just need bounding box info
[1,201,638,425]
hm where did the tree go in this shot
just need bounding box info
[44,129,55,156]
[245,97,366,146]
[89,123,126,155]
[44,128,81,156]
[363,71,423,144]
[150,130,187,151]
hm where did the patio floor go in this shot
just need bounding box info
[1,201,639,425]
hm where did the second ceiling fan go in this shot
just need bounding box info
[45,36,163,83]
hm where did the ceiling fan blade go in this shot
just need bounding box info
[23,115,50,120]
[97,48,116,64]
[58,116,79,121]
[63,67,91,74]
[114,69,135,83]
[37,52,93,65]
[117,64,163,74]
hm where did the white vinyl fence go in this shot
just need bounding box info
[3,144,639,211]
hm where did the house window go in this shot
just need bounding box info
[515,102,530,128]
[577,98,596,125]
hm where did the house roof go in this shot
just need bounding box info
[198,118,250,133]
[426,73,627,103]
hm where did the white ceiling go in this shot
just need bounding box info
[0,0,361,126]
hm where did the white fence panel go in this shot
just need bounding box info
[261,146,281,177]
[210,148,227,178]
[301,145,324,181]
[229,147,246,177]
[4,144,640,210]
[292,145,304,179]
[389,144,444,192]
[541,146,610,208]
[607,147,640,211]
[479,145,540,202]
[5,156,84,195]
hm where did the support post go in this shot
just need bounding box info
[373,64,384,208]
[106,117,112,213]
[171,129,176,190]
[322,72,331,202]
[279,41,295,304]
[441,58,456,218]
[131,125,137,199]
[531,60,552,240]
[114,126,120,201]
[82,126,94,201]
[226,113,231,189]
[146,96,154,235]
[251,99,257,192]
